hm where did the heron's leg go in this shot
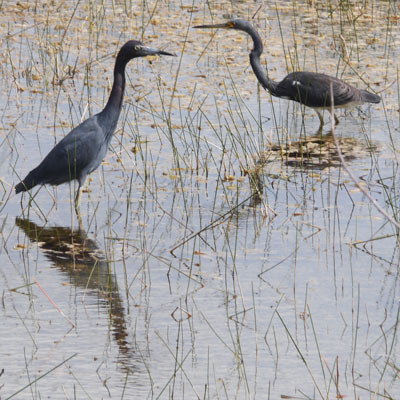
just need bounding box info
[76,210,84,230]
[328,109,340,126]
[74,182,84,230]
[316,110,324,132]
[334,113,339,125]
[74,182,82,213]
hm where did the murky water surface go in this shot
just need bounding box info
[1,1,399,399]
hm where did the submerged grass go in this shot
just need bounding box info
[0,0,399,399]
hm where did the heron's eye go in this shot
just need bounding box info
[134,45,142,51]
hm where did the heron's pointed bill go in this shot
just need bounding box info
[142,46,176,57]
[193,22,234,29]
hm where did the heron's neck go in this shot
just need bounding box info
[245,27,279,96]
[103,55,128,117]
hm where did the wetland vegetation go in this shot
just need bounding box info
[0,0,399,399]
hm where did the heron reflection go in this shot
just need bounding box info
[15,217,137,373]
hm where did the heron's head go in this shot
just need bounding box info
[120,40,176,59]
[193,19,253,32]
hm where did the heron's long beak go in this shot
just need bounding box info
[143,46,176,57]
[193,22,233,29]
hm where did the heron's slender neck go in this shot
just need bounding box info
[242,25,279,96]
[103,51,130,118]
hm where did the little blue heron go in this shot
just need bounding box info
[194,19,380,130]
[15,40,175,212]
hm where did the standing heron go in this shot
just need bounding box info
[194,19,380,130]
[15,40,175,213]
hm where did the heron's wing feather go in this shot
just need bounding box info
[35,116,106,186]
[277,72,357,108]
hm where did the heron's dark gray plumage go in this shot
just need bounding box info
[15,40,175,211]
[194,19,380,129]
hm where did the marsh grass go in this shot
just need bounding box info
[0,0,399,399]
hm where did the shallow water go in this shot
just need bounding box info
[1,1,399,399]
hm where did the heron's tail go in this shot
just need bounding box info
[361,90,380,104]
[15,169,40,194]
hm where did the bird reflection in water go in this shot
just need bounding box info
[15,217,137,374]
[255,130,380,171]
[241,130,380,215]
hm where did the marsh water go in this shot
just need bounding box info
[0,1,399,399]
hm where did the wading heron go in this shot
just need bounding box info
[194,19,380,130]
[15,40,175,213]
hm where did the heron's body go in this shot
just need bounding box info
[194,19,380,128]
[15,40,174,211]
[17,115,113,189]
[267,71,379,108]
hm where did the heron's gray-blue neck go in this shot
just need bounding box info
[244,25,279,96]
[102,52,129,122]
